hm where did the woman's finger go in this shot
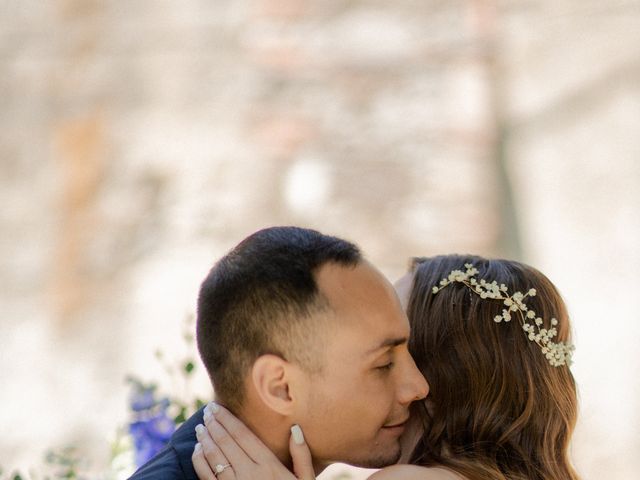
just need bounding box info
[192,443,218,480]
[194,423,236,480]
[205,402,278,463]
[205,415,257,475]
[289,425,316,480]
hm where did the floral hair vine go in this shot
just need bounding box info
[431,263,574,367]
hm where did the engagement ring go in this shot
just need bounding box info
[214,463,232,474]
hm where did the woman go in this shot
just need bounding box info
[192,255,580,480]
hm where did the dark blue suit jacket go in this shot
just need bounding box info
[128,406,205,480]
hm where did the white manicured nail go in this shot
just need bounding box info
[203,408,212,422]
[195,424,206,436]
[208,401,220,414]
[291,424,305,445]
[194,442,202,453]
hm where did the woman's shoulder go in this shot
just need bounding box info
[368,465,467,480]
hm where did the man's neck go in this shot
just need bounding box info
[235,405,293,467]
[235,405,328,476]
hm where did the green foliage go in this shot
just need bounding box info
[0,315,206,479]
[184,361,195,375]
[1,447,87,480]
[44,448,85,480]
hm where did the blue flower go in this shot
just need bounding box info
[127,381,176,467]
[130,387,156,412]
[129,411,176,466]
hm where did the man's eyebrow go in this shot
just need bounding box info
[365,337,408,356]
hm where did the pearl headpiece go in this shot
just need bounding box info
[431,263,574,367]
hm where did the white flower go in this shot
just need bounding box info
[431,265,574,367]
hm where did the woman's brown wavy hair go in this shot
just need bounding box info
[406,255,579,480]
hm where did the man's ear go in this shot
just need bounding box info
[250,354,297,416]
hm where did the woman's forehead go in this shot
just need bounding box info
[393,272,414,312]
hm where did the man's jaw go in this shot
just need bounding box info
[383,416,410,428]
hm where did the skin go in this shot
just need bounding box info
[202,260,429,475]
[394,272,426,463]
[193,268,465,480]
[369,465,466,480]
[293,261,429,469]
[193,405,465,480]
[366,273,465,479]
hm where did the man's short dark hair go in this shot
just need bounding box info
[196,226,362,412]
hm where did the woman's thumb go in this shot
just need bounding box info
[289,424,315,480]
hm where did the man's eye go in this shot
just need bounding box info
[377,362,394,371]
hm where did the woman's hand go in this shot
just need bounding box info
[192,402,315,480]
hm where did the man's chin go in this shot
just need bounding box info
[347,446,401,469]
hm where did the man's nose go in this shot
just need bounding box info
[398,355,429,404]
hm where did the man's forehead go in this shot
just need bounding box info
[313,264,408,352]
[315,260,394,308]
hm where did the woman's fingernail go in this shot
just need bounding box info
[203,408,212,422]
[208,401,220,414]
[291,424,305,445]
[194,442,202,453]
[195,424,206,436]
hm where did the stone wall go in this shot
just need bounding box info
[1,1,638,478]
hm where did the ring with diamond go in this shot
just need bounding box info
[214,463,232,475]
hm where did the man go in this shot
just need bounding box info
[129,226,428,479]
